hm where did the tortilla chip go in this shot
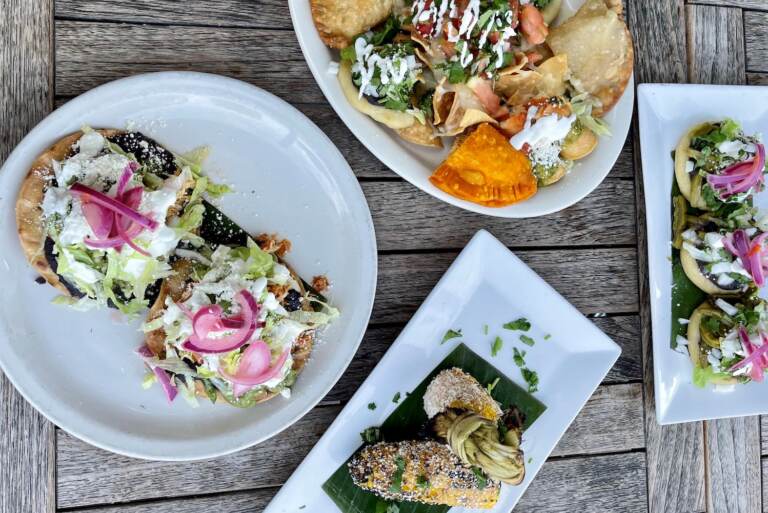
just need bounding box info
[434,81,497,136]
[310,0,394,49]
[396,122,443,148]
[546,0,633,116]
[429,123,537,207]
[495,54,568,106]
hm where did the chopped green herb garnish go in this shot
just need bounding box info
[368,402,377,410]
[491,336,503,356]
[513,347,526,367]
[520,334,535,347]
[360,426,382,444]
[389,456,406,492]
[392,392,401,403]
[544,333,552,340]
[471,467,487,489]
[416,475,430,489]
[503,318,531,331]
[441,329,462,344]
[527,457,533,464]
[483,324,489,335]
[521,368,539,393]
[486,377,500,395]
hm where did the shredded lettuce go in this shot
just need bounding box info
[175,146,210,177]
[141,371,157,389]
[570,93,612,137]
[51,295,101,311]
[692,365,732,388]
[231,239,275,279]
[221,350,243,375]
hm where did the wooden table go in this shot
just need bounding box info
[1,1,767,512]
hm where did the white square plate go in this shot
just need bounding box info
[264,229,620,512]
[638,83,768,424]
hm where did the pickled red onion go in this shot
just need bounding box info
[707,143,766,199]
[724,229,768,286]
[134,345,177,402]
[70,183,157,230]
[220,340,290,388]
[180,290,261,354]
[729,329,768,382]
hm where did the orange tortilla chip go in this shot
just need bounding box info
[429,124,536,207]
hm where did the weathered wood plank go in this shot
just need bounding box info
[745,11,768,73]
[372,248,638,324]
[705,417,762,513]
[628,1,706,512]
[688,0,768,10]
[364,179,636,251]
[325,315,641,404]
[0,2,56,513]
[62,452,647,513]
[55,21,323,102]
[686,4,746,84]
[57,383,643,508]
[748,72,768,85]
[56,0,291,29]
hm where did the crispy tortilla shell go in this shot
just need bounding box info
[546,0,633,117]
[310,0,394,48]
[144,258,316,407]
[16,129,122,295]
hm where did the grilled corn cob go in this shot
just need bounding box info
[423,368,502,421]
[348,440,500,508]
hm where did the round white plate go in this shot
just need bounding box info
[288,0,633,218]
[0,72,377,460]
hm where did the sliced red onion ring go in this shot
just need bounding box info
[134,345,178,402]
[81,201,114,239]
[180,291,260,354]
[70,182,158,230]
[725,229,768,287]
[220,341,290,387]
[707,143,766,199]
[117,161,139,196]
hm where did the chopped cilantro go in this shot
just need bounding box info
[471,467,488,489]
[443,60,467,84]
[520,334,535,347]
[368,15,401,46]
[340,45,356,62]
[486,377,500,395]
[392,392,401,403]
[503,318,531,331]
[441,328,462,344]
[360,426,382,444]
[527,457,533,464]
[544,333,552,340]
[416,475,430,489]
[521,368,539,393]
[483,324,489,335]
[389,456,406,492]
[491,336,503,356]
[368,402,377,410]
[513,347,526,367]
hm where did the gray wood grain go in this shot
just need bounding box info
[325,315,642,404]
[55,21,321,101]
[686,4,746,84]
[748,72,768,85]
[57,383,644,508]
[0,1,56,513]
[745,11,768,73]
[372,248,638,324]
[363,179,636,251]
[56,0,291,29]
[61,452,647,513]
[705,417,762,513]
[628,1,707,512]
[688,0,768,10]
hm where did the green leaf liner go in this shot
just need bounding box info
[322,343,547,513]
[670,181,707,347]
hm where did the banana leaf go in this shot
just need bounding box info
[670,181,707,348]
[322,343,547,513]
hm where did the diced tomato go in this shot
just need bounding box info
[520,4,548,45]
[417,21,434,36]
[488,32,500,44]
[470,79,509,120]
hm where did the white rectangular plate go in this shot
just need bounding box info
[264,229,620,512]
[638,83,768,425]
